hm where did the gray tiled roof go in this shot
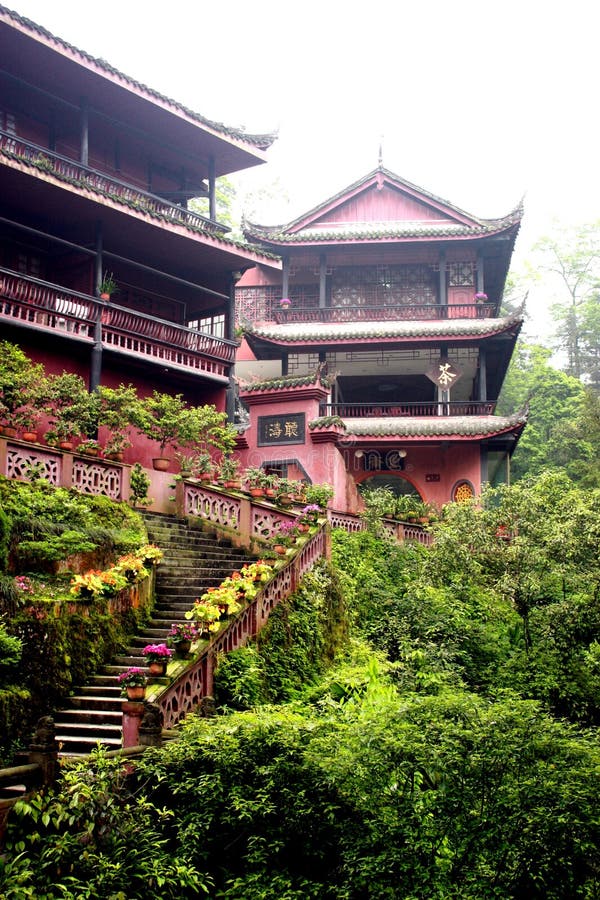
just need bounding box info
[246,312,523,344]
[0,5,274,151]
[243,166,523,243]
[343,412,528,437]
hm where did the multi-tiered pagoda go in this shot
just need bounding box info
[235,167,526,512]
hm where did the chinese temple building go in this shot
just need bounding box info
[0,5,276,469]
[235,167,527,512]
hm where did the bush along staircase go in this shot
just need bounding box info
[52,514,254,757]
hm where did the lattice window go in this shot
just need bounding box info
[453,480,475,503]
[236,286,281,324]
[331,265,436,307]
[288,285,319,307]
[448,263,475,287]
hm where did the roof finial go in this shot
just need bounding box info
[378,134,384,168]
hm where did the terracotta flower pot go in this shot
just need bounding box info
[273,544,287,555]
[0,426,17,438]
[105,451,124,462]
[21,431,38,442]
[126,685,146,701]
[152,457,170,471]
[174,639,191,658]
[148,660,168,676]
[249,487,264,497]
[59,440,74,451]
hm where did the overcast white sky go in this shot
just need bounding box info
[6,0,600,333]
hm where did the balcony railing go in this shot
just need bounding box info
[319,401,497,418]
[274,302,494,324]
[0,268,236,378]
[0,130,227,236]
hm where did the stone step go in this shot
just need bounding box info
[54,708,122,725]
[55,720,122,739]
[55,513,258,756]
[69,694,123,711]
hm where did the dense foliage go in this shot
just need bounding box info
[0,479,152,761]
[2,476,599,898]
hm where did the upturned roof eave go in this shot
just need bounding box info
[243,166,523,243]
[243,314,524,353]
[0,5,276,163]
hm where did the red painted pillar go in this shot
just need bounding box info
[121,700,144,748]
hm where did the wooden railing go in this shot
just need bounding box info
[157,524,328,731]
[319,401,497,418]
[0,268,236,377]
[274,302,494,324]
[0,131,226,236]
[327,508,432,546]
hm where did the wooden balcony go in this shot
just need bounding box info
[0,269,237,380]
[274,303,494,324]
[0,131,226,236]
[319,401,497,418]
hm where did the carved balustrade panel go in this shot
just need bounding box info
[251,507,295,540]
[6,445,61,486]
[184,484,241,529]
[257,564,294,626]
[72,459,122,500]
[327,511,366,532]
[161,658,208,730]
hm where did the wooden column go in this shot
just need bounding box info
[79,98,89,167]
[90,223,103,391]
[438,250,447,307]
[282,257,290,298]
[476,254,484,293]
[478,347,487,402]
[319,254,327,308]
[208,156,216,221]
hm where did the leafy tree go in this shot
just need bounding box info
[530,221,600,380]
[499,342,591,481]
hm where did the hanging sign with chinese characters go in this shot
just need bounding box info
[425,357,463,390]
[258,413,305,446]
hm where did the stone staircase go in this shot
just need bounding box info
[52,513,252,757]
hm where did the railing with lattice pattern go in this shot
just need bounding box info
[0,268,236,375]
[0,131,226,236]
[273,303,494,324]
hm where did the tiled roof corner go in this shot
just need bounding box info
[0,4,276,152]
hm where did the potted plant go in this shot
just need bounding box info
[45,372,100,450]
[142,642,173,676]
[185,598,222,637]
[262,472,279,498]
[219,455,241,488]
[0,341,47,437]
[129,463,152,507]
[77,438,101,457]
[279,297,291,310]
[117,667,148,701]
[244,466,266,497]
[297,504,322,530]
[98,384,139,460]
[131,390,189,470]
[303,482,334,510]
[168,622,199,658]
[99,271,118,300]
[270,519,300,554]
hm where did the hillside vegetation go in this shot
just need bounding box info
[2,474,599,898]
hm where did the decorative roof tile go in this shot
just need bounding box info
[240,372,328,393]
[0,5,275,152]
[243,166,523,245]
[343,412,528,438]
[245,312,523,344]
